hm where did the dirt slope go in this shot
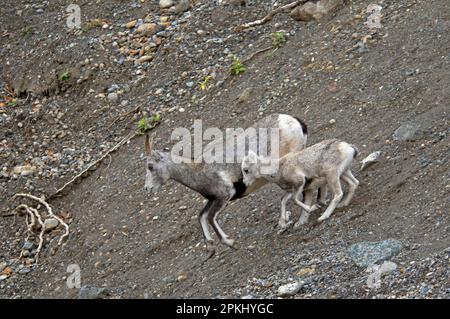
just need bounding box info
[0,0,449,298]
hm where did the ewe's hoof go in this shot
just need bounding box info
[293,221,303,230]
[223,238,236,249]
[278,220,293,233]
[337,202,349,208]
[205,242,216,260]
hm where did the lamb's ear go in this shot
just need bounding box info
[145,134,153,156]
[247,150,259,164]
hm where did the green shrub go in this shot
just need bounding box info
[137,114,161,134]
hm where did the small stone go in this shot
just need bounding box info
[135,55,153,64]
[44,218,59,231]
[13,165,37,177]
[126,20,137,29]
[290,0,342,21]
[277,281,304,297]
[159,0,174,9]
[172,0,190,14]
[78,286,109,299]
[22,241,34,251]
[177,272,189,282]
[296,267,315,277]
[107,93,119,103]
[360,151,381,171]
[237,87,252,104]
[0,275,8,282]
[329,118,336,124]
[19,267,31,274]
[136,23,158,36]
[178,108,185,113]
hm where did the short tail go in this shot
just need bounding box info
[293,117,308,135]
[352,145,359,159]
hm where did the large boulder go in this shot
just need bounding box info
[290,0,343,22]
[348,239,403,267]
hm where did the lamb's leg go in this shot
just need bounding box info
[277,192,294,233]
[207,199,235,249]
[318,185,328,205]
[338,170,359,208]
[318,174,343,222]
[198,200,216,258]
[294,188,315,229]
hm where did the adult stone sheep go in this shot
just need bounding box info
[143,114,308,258]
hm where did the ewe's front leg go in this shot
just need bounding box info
[278,192,294,234]
[198,200,216,259]
[207,199,236,249]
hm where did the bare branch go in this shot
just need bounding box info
[12,193,69,246]
[49,132,137,199]
[236,0,308,31]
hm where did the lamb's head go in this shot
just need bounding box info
[144,134,170,193]
[241,150,262,187]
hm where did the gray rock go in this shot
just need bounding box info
[44,218,59,231]
[277,281,304,297]
[393,122,422,141]
[171,0,190,14]
[107,92,119,103]
[78,286,109,299]
[348,239,403,267]
[0,274,8,282]
[360,151,382,171]
[159,0,174,9]
[290,0,342,22]
[0,261,6,272]
[19,267,31,274]
[22,241,35,251]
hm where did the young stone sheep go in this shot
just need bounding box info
[241,139,359,229]
[144,114,308,258]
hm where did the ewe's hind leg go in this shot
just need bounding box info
[278,192,294,231]
[294,188,315,229]
[318,174,343,222]
[338,170,359,208]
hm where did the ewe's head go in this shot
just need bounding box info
[144,134,170,193]
[241,150,261,187]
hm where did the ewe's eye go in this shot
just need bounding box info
[148,164,154,171]
[243,169,249,174]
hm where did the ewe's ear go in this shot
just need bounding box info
[145,134,153,156]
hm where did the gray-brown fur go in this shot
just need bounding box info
[144,114,308,258]
[242,139,359,230]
